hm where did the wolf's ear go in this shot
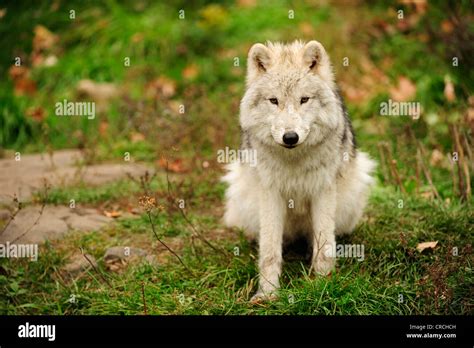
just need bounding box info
[302,40,327,72]
[247,43,271,78]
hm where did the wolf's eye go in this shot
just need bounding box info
[269,98,279,105]
[300,97,309,104]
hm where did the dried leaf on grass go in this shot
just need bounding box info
[416,241,438,253]
[389,76,417,101]
[158,157,189,173]
[104,210,122,218]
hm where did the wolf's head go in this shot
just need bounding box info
[240,40,341,150]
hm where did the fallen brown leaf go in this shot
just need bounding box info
[389,76,417,101]
[299,22,315,37]
[444,76,456,103]
[77,79,118,102]
[8,65,28,80]
[99,121,109,137]
[33,25,58,52]
[105,258,126,272]
[429,149,444,167]
[416,241,438,252]
[131,32,144,43]
[10,64,37,96]
[339,81,371,104]
[399,0,427,14]
[420,191,434,200]
[145,76,176,99]
[31,25,58,67]
[182,64,199,80]
[130,132,146,143]
[158,156,189,173]
[14,78,36,96]
[128,207,141,215]
[104,210,122,218]
[441,20,454,34]
[25,107,45,122]
[237,0,257,8]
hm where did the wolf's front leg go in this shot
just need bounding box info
[311,186,337,275]
[251,188,286,302]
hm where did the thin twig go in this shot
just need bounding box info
[0,196,22,237]
[163,158,230,257]
[146,211,192,274]
[178,206,229,257]
[384,143,406,194]
[377,142,389,184]
[407,129,440,201]
[416,147,441,201]
[448,153,457,197]
[80,248,113,289]
[53,269,69,290]
[462,131,473,171]
[127,171,157,196]
[11,182,49,243]
[11,202,46,243]
[452,125,471,201]
[141,281,148,315]
[308,231,329,276]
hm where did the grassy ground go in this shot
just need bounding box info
[1,177,472,315]
[0,1,473,314]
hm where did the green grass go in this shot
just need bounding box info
[34,169,225,207]
[3,1,469,153]
[40,179,143,205]
[1,182,472,315]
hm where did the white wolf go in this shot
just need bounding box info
[222,40,376,302]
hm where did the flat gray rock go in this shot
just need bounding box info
[104,246,148,261]
[0,149,151,204]
[0,149,152,245]
[0,206,112,244]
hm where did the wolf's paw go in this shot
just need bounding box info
[250,291,278,304]
[311,251,335,276]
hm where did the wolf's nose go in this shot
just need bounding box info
[283,132,299,145]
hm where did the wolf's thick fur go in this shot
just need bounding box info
[222,41,376,301]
